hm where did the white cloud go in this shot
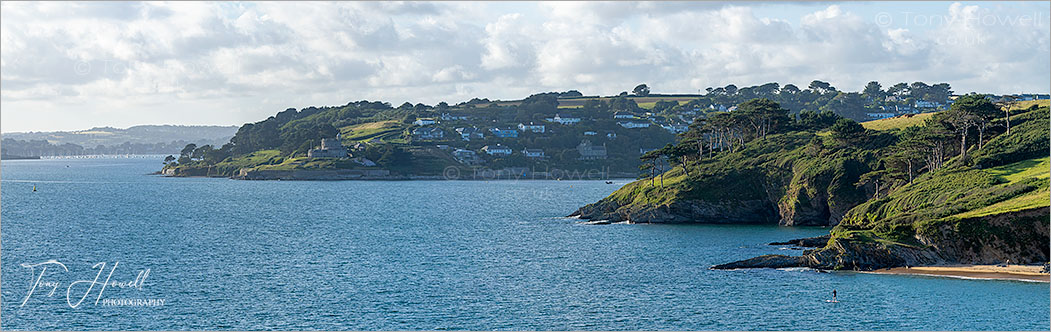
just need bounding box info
[1,1,1048,132]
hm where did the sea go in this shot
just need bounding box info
[2,157,1048,330]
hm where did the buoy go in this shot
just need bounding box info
[33,185,37,192]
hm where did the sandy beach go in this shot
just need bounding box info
[870,265,1050,282]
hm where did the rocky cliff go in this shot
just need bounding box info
[714,207,1050,270]
[570,132,884,226]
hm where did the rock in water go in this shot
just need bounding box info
[768,235,831,248]
[711,255,806,269]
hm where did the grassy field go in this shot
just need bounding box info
[953,157,1050,218]
[1013,99,1050,110]
[340,120,406,143]
[861,112,935,131]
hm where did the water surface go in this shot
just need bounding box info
[2,157,1048,330]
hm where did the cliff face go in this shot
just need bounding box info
[915,207,1050,265]
[571,133,880,226]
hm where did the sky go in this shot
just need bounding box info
[1,1,1048,133]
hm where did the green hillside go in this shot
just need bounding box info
[575,95,1049,269]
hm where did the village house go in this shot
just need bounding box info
[351,157,377,167]
[412,127,445,140]
[866,112,896,120]
[489,127,519,138]
[522,149,545,158]
[914,100,944,109]
[583,131,597,136]
[453,148,483,165]
[613,111,635,119]
[545,114,581,125]
[517,122,546,133]
[455,127,484,141]
[577,140,607,160]
[307,137,349,159]
[661,124,689,134]
[482,144,513,156]
[618,121,651,129]
[413,118,437,126]
[440,113,468,121]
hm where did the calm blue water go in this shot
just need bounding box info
[1,157,1048,330]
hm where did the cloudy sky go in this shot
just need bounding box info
[2,1,1048,132]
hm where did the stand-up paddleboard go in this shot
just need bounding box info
[826,300,839,303]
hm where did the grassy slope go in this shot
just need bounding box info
[1013,99,1050,110]
[339,120,407,143]
[593,130,879,223]
[835,106,1050,244]
[860,100,1046,132]
[953,157,1049,218]
[210,150,285,175]
[861,112,935,131]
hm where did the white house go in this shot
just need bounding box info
[866,112,896,120]
[545,114,581,125]
[482,144,513,156]
[413,118,437,126]
[914,100,944,109]
[517,122,546,133]
[522,149,545,158]
[613,111,635,119]
[412,127,444,140]
[618,121,651,129]
[488,127,519,138]
[456,127,484,141]
[661,124,689,134]
[583,131,597,136]
[440,113,468,121]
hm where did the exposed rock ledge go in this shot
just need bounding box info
[713,238,943,270]
[569,198,780,224]
[714,207,1050,271]
[768,235,831,248]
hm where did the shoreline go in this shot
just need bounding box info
[866,265,1050,282]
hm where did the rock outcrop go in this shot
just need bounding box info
[769,235,831,247]
[715,207,1050,271]
[571,198,779,224]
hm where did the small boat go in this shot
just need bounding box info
[605,181,614,184]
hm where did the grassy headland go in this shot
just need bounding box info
[575,95,1049,269]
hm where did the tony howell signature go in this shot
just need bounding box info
[20,260,156,308]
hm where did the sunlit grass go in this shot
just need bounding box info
[861,112,935,131]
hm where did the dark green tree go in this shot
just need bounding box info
[830,118,866,143]
[633,84,651,96]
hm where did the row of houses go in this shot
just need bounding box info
[450,140,610,164]
[416,123,552,141]
[994,94,1051,102]
[479,144,545,159]
[417,115,683,144]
